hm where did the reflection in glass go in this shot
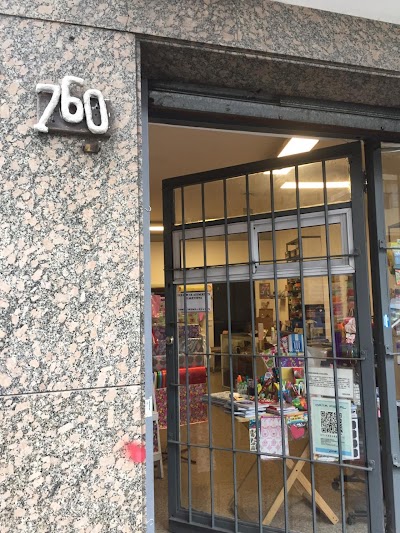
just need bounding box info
[298,161,324,208]
[249,171,271,215]
[226,175,246,218]
[273,166,297,212]
[183,184,202,224]
[180,233,249,269]
[325,158,351,205]
[174,186,182,225]
[204,180,224,222]
[258,223,343,265]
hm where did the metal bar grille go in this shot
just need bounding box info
[163,141,383,533]
[245,174,264,532]
[223,178,239,532]
[294,165,317,533]
[180,186,193,522]
[201,182,215,528]
[322,160,347,531]
[270,168,290,532]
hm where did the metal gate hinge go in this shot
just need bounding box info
[392,455,400,468]
[363,171,368,192]
[367,459,376,469]
[384,349,400,357]
[166,336,174,345]
[145,397,153,418]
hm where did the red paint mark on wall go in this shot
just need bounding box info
[125,442,146,463]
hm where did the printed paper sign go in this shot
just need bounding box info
[177,291,212,312]
[311,397,354,459]
[308,367,354,399]
[249,417,289,460]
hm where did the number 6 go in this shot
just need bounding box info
[61,75,84,124]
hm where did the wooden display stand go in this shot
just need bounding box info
[262,444,339,526]
[232,417,339,526]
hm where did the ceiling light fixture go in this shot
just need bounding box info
[264,137,319,176]
[278,138,319,158]
[280,181,350,189]
[150,225,164,232]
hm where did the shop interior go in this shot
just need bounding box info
[148,125,400,532]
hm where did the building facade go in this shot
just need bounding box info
[1,1,400,532]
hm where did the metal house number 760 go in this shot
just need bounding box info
[34,75,109,135]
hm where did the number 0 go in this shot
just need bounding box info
[83,89,109,134]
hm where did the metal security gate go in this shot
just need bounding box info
[162,142,384,533]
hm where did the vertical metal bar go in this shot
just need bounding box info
[163,182,181,520]
[201,182,215,528]
[270,170,290,533]
[180,187,193,522]
[362,142,391,532]
[348,147,384,533]
[141,78,155,533]
[294,165,317,533]
[245,174,263,532]
[322,159,347,532]
[223,178,239,533]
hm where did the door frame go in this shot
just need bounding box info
[143,80,400,533]
[161,141,384,532]
[366,141,400,533]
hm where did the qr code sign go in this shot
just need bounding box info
[320,411,343,435]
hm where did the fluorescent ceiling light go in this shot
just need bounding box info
[150,225,164,232]
[281,181,350,189]
[264,137,319,176]
[278,138,319,158]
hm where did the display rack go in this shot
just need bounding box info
[287,278,302,330]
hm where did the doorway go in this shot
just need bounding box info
[149,130,385,532]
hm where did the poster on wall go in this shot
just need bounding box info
[311,397,355,459]
[259,282,271,299]
[177,290,212,312]
[308,367,354,399]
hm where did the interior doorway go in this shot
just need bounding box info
[148,126,384,533]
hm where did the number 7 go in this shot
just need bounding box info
[33,83,61,133]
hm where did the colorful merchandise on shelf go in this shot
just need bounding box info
[155,383,207,429]
[152,353,205,372]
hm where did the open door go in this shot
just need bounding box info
[162,142,384,533]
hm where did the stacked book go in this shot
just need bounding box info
[265,404,299,416]
[224,398,272,418]
[202,391,239,407]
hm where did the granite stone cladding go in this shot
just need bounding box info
[0,14,145,531]
[1,1,400,531]
[0,18,142,395]
[0,0,399,72]
[0,386,144,532]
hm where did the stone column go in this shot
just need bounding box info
[0,16,145,532]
